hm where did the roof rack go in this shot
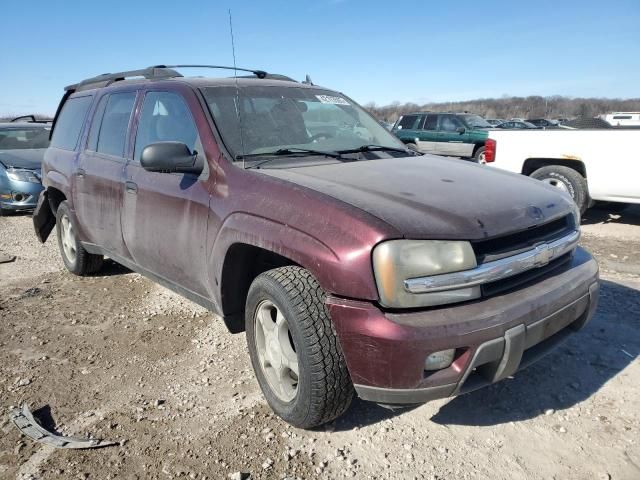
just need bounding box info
[10,115,52,124]
[65,66,182,92]
[65,64,286,93]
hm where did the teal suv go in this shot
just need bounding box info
[393,112,491,161]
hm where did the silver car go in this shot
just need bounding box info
[0,122,50,215]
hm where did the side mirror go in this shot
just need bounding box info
[140,142,203,175]
[456,126,466,134]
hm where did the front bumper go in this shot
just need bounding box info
[0,178,43,211]
[328,247,599,405]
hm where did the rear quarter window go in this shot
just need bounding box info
[396,115,420,130]
[50,96,93,151]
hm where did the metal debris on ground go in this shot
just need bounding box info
[9,403,117,449]
[0,253,16,264]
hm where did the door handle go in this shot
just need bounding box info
[76,168,86,178]
[125,181,138,194]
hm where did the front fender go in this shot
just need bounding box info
[208,212,379,310]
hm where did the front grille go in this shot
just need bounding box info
[472,214,575,264]
[481,252,572,297]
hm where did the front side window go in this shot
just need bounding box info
[0,128,50,150]
[202,85,405,160]
[96,92,136,157]
[50,96,93,151]
[134,91,201,162]
[439,115,463,132]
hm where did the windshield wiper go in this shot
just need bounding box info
[240,148,344,169]
[336,144,412,155]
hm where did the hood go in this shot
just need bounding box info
[260,155,574,240]
[0,149,45,170]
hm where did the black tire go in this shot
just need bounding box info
[530,165,589,214]
[245,266,354,428]
[406,142,420,153]
[474,146,486,163]
[55,201,103,275]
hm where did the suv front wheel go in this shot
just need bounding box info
[56,201,104,275]
[245,266,354,428]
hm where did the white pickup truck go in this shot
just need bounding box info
[484,129,640,213]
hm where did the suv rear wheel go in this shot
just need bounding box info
[474,146,486,163]
[245,266,354,428]
[56,201,103,275]
[530,165,589,214]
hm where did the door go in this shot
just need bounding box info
[416,114,439,153]
[122,90,212,296]
[437,115,473,157]
[74,91,136,255]
[393,114,423,149]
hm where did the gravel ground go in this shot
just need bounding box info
[0,206,639,480]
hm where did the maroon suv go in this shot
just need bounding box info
[34,65,599,428]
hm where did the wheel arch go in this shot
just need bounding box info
[522,158,588,178]
[211,212,343,334]
[219,243,299,333]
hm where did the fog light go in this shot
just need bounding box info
[424,349,455,371]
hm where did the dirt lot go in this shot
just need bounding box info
[1,206,639,480]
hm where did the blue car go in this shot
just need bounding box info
[0,121,50,215]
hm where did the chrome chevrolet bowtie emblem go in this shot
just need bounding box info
[533,243,552,267]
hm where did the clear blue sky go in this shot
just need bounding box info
[1,0,638,115]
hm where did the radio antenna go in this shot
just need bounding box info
[229,9,246,167]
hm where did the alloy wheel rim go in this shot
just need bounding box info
[60,214,77,263]
[542,177,570,194]
[254,299,299,402]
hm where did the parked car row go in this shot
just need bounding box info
[31,64,600,428]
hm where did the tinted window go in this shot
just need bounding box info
[439,115,463,132]
[613,115,632,119]
[96,93,136,157]
[134,91,201,162]
[50,96,93,150]
[423,115,437,130]
[0,127,50,150]
[397,115,420,130]
[86,95,109,151]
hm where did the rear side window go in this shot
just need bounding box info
[396,115,420,130]
[423,115,438,130]
[86,95,109,151]
[50,96,93,150]
[96,93,136,157]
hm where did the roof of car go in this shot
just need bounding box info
[65,65,320,94]
[401,112,477,116]
[0,122,51,129]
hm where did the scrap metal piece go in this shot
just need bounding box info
[0,253,16,264]
[9,404,117,449]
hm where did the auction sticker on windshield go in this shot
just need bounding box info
[316,95,350,105]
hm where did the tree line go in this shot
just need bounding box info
[364,96,640,122]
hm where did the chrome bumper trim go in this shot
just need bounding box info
[404,230,580,294]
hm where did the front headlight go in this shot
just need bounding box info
[6,168,40,183]
[373,240,479,308]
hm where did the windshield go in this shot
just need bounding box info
[0,127,50,150]
[201,86,406,161]
[461,115,492,129]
